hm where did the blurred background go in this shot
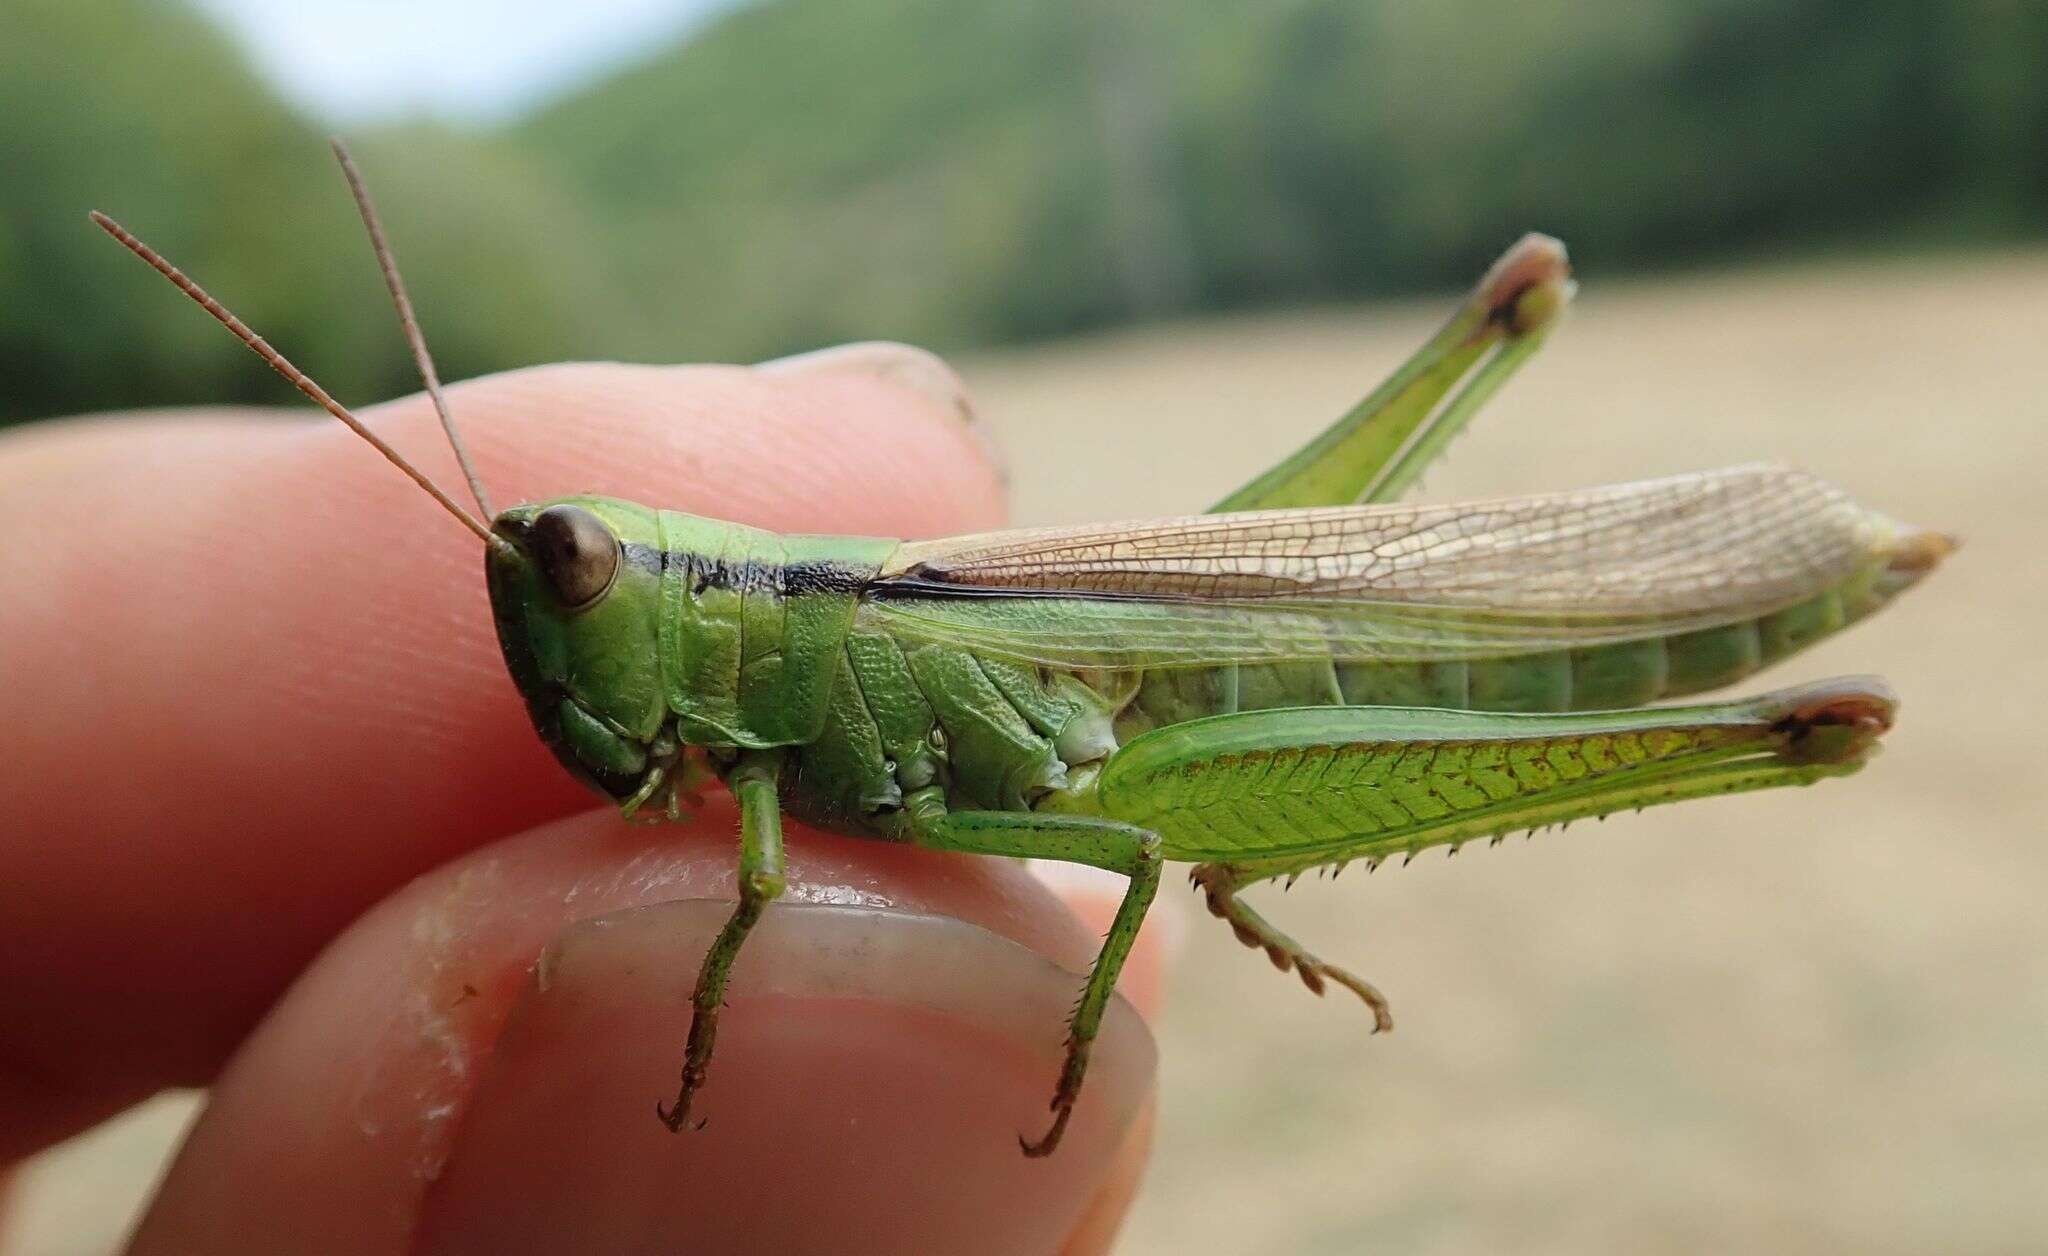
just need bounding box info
[5,0,2047,426]
[4,0,2045,1252]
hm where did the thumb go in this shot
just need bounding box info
[127,808,1155,1255]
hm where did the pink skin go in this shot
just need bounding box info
[1,349,1164,1254]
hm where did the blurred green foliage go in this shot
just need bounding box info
[4,0,2044,424]
[0,0,613,421]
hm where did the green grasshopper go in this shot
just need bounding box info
[92,145,1949,1157]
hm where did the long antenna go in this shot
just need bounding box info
[330,139,496,520]
[89,210,500,546]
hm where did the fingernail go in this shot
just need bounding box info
[757,341,972,419]
[416,901,1153,1256]
[757,341,1008,483]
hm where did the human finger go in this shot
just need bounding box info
[0,346,1004,1156]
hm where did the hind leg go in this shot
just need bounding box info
[1190,862,1393,1032]
[1210,233,1570,511]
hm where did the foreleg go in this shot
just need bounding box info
[656,750,787,1132]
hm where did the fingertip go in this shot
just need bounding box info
[443,356,1005,537]
[417,901,1149,1255]
[1060,1099,1157,1256]
[757,340,975,423]
[757,340,1009,487]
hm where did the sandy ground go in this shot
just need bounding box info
[7,250,2045,1253]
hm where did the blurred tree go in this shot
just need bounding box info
[517,0,2048,364]
[0,0,612,422]
[4,0,2044,424]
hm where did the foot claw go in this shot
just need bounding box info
[1314,965,1394,1032]
[1019,1104,1073,1159]
[656,1089,702,1133]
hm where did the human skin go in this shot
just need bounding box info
[0,344,1165,1254]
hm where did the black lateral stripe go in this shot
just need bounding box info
[652,548,873,598]
[867,571,1204,604]
[621,542,665,576]
[782,559,872,597]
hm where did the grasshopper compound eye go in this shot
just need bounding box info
[530,504,620,609]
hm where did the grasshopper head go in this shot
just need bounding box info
[487,495,670,801]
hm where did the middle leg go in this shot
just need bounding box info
[911,808,1162,1158]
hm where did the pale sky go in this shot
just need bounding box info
[191,0,745,123]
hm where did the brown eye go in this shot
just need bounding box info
[528,505,620,609]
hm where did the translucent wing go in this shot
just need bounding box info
[860,465,1913,668]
